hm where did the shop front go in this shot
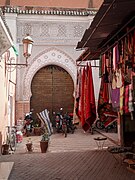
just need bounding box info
[76,0,135,147]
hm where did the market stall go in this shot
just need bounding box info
[76,0,135,146]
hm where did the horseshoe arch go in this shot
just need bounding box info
[23,47,77,101]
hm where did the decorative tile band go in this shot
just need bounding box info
[0,6,97,16]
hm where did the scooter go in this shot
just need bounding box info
[24,112,33,136]
[63,113,75,134]
[55,108,67,137]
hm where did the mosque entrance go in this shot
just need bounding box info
[30,65,74,126]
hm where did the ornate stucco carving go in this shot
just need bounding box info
[17,21,89,45]
[0,17,13,56]
[23,47,77,101]
[3,6,97,16]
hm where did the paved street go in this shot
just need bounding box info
[0,127,135,180]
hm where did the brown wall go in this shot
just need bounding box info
[0,0,103,9]
[89,0,103,8]
[16,101,30,122]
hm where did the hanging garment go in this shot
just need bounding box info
[97,77,109,118]
[112,72,117,89]
[116,69,123,88]
[120,86,124,115]
[102,54,106,76]
[111,88,120,111]
[132,72,135,102]
[113,45,119,70]
[108,83,112,104]
[103,66,109,83]
[128,84,134,120]
[124,67,132,86]
[132,30,135,67]
[84,64,96,131]
[108,70,113,83]
[80,67,90,131]
[124,85,129,114]
[75,68,82,118]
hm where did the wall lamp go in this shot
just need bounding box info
[6,34,33,68]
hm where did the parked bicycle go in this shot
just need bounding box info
[1,126,17,155]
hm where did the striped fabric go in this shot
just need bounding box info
[120,86,124,115]
[37,109,53,136]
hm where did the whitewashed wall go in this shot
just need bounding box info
[5,12,101,119]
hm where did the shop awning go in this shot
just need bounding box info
[76,0,135,62]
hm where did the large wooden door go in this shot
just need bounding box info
[30,65,74,125]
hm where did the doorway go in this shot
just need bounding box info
[30,65,74,126]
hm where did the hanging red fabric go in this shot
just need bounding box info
[81,64,96,131]
[80,67,86,130]
[85,63,96,128]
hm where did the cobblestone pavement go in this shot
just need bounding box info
[0,127,135,180]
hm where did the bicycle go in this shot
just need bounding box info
[3,126,17,154]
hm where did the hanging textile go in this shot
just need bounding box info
[116,69,123,88]
[132,72,135,102]
[128,84,134,120]
[75,68,82,119]
[83,64,96,131]
[80,67,87,130]
[99,54,106,77]
[120,86,124,115]
[37,109,53,136]
[111,88,120,111]
[132,30,135,67]
[124,85,129,114]
[97,76,110,120]
[76,64,96,131]
[113,46,117,70]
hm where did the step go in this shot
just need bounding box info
[0,162,14,180]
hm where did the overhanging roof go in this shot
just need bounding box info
[76,0,135,61]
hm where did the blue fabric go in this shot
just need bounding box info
[37,109,53,136]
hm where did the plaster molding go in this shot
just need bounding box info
[17,20,88,45]
[23,47,77,101]
[3,6,97,16]
[0,17,13,56]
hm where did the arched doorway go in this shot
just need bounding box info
[30,65,74,126]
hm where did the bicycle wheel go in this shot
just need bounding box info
[62,124,67,138]
[10,133,16,151]
[95,120,104,130]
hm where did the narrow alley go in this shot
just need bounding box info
[0,128,135,180]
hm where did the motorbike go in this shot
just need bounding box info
[63,113,75,134]
[55,109,67,137]
[24,112,33,136]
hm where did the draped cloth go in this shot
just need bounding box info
[120,86,124,115]
[124,85,129,114]
[37,109,53,136]
[84,64,96,130]
[80,67,86,130]
[75,64,96,131]
[80,64,96,131]
[97,76,110,120]
[75,68,82,119]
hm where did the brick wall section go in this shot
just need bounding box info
[15,102,30,122]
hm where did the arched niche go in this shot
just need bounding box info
[23,47,77,101]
